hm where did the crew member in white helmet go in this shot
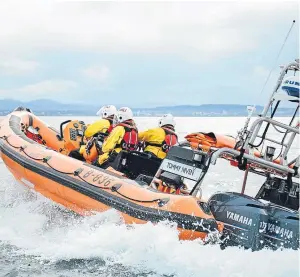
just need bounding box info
[69,105,117,162]
[138,114,178,160]
[96,107,138,167]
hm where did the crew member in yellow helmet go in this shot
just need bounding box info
[96,107,138,168]
[138,114,178,160]
[69,105,116,162]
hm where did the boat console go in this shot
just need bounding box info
[148,146,209,194]
[58,120,87,152]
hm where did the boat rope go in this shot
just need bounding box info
[43,159,75,175]
[0,135,76,173]
[0,135,43,161]
[112,189,165,204]
[0,135,113,185]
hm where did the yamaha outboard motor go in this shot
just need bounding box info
[208,176,299,250]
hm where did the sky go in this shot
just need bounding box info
[0,0,299,108]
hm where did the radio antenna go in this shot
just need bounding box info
[237,20,296,143]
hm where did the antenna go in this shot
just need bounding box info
[257,20,296,98]
[237,20,296,144]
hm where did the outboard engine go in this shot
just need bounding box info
[208,192,269,250]
[208,176,299,250]
[255,176,299,250]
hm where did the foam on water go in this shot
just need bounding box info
[0,117,299,277]
[0,177,299,277]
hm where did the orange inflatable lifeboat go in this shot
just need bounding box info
[0,108,223,241]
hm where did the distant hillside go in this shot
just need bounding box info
[134,104,264,116]
[0,99,98,116]
[0,99,296,116]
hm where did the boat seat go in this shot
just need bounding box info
[111,151,162,180]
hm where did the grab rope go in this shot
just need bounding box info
[1,136,42,161]
[43,160,75,175]
[0,135,75,173]
[0,135,168,204]
[113,188,165,204]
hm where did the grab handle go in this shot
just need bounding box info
[58,120,72,140]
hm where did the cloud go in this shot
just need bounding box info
[82,65,110,82]
[16,80,77,94]
[253,65,270,78]
[0,79,77,101]
[0,59,39,75]
[0,1,297,61]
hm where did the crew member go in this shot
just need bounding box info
[69,105,116,162]
[138,114,178,160]
[96,107,138,168]
[84,105,117,139]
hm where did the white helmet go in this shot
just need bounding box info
[115,107,134,123]
[96,105,117,118]
[158,114,175,127]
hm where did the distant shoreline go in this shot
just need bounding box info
[0,99,296,117]
[0,113,293,118]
